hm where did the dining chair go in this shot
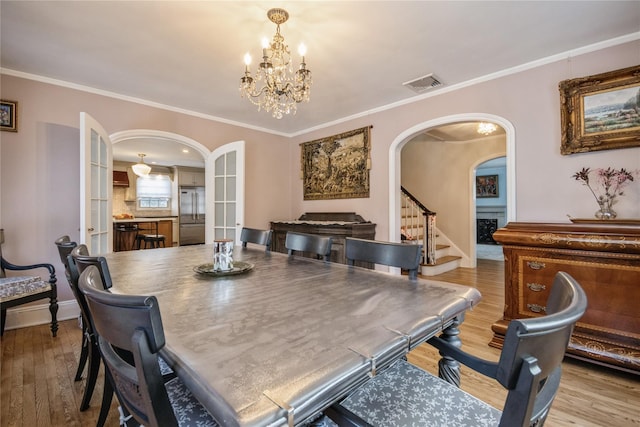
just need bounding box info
[344,237,422,280]
[70,246,176,425]
[67,244,106,416]
[78,265,219,427]
[1,229,58,337]
[240,227,273,252]
[285,231,333,261]
[54,236,89,384]
[326,271,588,427]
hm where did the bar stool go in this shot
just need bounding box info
[114,224,138,251]
[137,234,166,249]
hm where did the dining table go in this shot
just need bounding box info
[104,243,482,427]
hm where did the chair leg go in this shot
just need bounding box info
[74,329,90,381]
[49,296,59,337]
[97,372,114,427]
[80,339,101,411]
[1,308,6,336]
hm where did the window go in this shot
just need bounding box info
[137,174,171,209]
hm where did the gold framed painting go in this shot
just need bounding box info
[559,65,640,155]
[0,100,17,132]
[301,126,371,200]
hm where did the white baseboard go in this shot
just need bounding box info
[3,299,80,332]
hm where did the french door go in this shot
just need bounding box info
[79,112,113,254]
[209,141,245,244]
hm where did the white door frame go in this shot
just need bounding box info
[388,113,516,266]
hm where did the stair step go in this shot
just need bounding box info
[432,255,461,265]
[419,255,462,276]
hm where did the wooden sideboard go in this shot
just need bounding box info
[270,212,376,265]
[491,221,640,374]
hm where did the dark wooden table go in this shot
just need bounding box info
[105,244,481,426]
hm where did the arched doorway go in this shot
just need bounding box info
[389,114,515,268]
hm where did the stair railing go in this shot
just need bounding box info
[401,186,436,265]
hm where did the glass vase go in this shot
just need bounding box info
[595,200,617,220]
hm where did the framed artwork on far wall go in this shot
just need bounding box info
[559,64,640,155]
[0,100,17,132]
[476,174,498,198]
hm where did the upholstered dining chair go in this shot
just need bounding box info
[240,227,273,252]
[70,246,176,426]
[1,229,58,336]
[344,237,422,280]
[326,271,588,427]
[78,265,219,427]
[285,231,333,261]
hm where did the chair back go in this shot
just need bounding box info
[71,246,113,290]
[497,271,587,427]
[78,265,177,427]
[344,237,422,280]
[285,232,333,261]
[240,227,272,251]
[54,236,77,282]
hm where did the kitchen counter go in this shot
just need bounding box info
[113,216,177,223]
[113,217,177,251]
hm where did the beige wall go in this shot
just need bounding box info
[401,135,505,255]
[289,40,640,244]
[1,39,639,310]
[0,75,292,303]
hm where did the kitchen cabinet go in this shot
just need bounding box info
[491,221,640,374]
[178,169,205,186]
[137,220,173,246]
[113,219,174,251]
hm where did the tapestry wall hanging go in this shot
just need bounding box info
[301,126,371,200]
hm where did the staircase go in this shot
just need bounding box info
[401,187,462,276]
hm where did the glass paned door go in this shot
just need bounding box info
[80,112,112,254]
[214,151,237,241]
[210,141,244,244]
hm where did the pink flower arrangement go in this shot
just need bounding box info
[572,167,636,208]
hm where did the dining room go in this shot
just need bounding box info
[2,2,640,426]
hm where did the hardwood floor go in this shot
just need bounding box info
[1,259,638,426]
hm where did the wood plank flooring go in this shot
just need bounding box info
[1,259,638,426]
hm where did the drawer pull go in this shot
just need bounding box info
[527,304,546,313]
[527,283,546,292]
[527,261,546,270]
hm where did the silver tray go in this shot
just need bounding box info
[193,261,254,277]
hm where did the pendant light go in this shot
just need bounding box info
[132,153,151,177]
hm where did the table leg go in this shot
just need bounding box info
[437,315,462,387]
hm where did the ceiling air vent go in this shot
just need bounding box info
[403,73,443,93]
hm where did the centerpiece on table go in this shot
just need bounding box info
[572,167,637,219]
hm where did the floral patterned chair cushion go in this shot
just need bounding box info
[0,276,51,303]
[339,360,501,427]
[164,376,219,426]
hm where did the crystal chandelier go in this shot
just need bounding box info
[239,8,312,119]
[477,122,498,135]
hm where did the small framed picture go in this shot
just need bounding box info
[0,100,17,132]
[476,174,498,198]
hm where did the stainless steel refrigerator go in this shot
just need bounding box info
[179,186,205,245]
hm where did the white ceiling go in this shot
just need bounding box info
[2,1,639,161]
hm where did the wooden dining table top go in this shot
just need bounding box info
[104,244,481,427]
